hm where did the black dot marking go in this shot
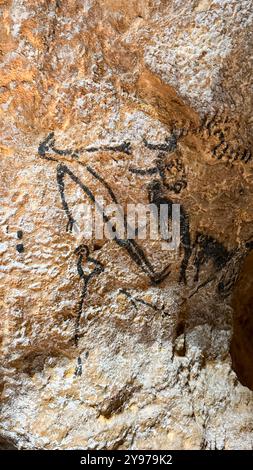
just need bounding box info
[16,244,24,253]
[17,230,23,239]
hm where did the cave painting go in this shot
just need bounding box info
[38,129,248,370]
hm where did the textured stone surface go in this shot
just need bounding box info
[1,0,253,450]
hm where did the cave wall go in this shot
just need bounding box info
[1,0,253,450]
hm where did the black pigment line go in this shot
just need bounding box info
[143,134,178,152]
[119,288,163,313]
[119,288,138,310]
[73,244,104,377]
[179,209,192,283]
[241,149,252,163]
[38,132,132,160]
[74,244,104,348]
[38,132,58,162]
[86,164,119,205]
[56,163,96,232]
[188,275,216,299]
[129,167,158,176]
[129,152,187,195]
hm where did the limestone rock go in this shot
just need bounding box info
[1,0,253,450]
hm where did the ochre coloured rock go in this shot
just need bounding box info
[1,0,253,450]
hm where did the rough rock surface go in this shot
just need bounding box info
[1,0,253,450]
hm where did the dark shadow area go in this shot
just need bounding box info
[0,436,18,450]
[230,251,253,390]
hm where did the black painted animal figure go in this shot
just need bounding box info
[39,132,236,293]
[38,133,171,285]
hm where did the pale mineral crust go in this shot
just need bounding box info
[0,0,253,450]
